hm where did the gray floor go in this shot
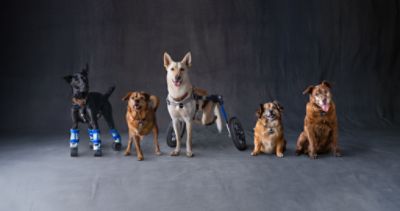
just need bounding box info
[0,127,399,211]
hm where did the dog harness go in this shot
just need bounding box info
[166,88,205,108]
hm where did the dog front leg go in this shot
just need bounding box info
[134,136,143,161]
[305,127,318,159]
[251,136,262,156]
[276,139,285,158]
[124,135,133,156]
[170,120,181,156]
[152,124,161,155]
[185,120,193,157]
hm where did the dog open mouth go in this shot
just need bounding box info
[134,104,142,110]
[321,103,330,112]
[172,79,183,87]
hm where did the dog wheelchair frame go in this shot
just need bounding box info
[166,94,247,151]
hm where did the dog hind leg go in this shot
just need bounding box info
[102,103,122,151]
[296,132,308,156]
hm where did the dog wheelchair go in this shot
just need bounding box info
[166,94,247,151]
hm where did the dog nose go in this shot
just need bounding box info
[323,99,327,104]
[175,76,182,81]
[135,100,139,103]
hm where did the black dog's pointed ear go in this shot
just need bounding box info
[321,80,331,88]
[273,100,284,111]
[303,85,314,95]
[256,104,264,119]
[63,75,72,83]
[81,63,89,75]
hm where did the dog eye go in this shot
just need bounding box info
[171,68,175,71]
[180,68,184,71]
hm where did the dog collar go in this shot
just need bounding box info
[171,92,189,102]
[166,90,194,109]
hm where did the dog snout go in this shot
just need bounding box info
[322,98,327,105]
[134,99,140,104]
[175,75,182,81]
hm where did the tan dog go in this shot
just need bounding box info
[122,91,161,161]
[252,101,286,157]
[296,81,341,159]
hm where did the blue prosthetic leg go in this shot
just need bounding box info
[90,129,102,157]
[110,129,122,151]
[88,129,94,149]
[69,129,79,157]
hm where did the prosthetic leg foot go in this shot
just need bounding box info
[69,129,79,157]
[110,129,122,151]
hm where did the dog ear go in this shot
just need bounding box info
[321,80,331,88]
[163,52,173,69]
[81,63,89,76]
[181,52,192,68]
[122,92,132,101]
[273,100,284,112]
[302,85,314,95]
[63,75,72,83]
[256,104,264,119]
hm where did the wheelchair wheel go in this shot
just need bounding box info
[166,122,186,148]
[228,117,247,151]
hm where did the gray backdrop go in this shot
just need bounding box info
[1,0,399,135]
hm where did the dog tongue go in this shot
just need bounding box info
[175,81,181,87]
[321,104,330,112]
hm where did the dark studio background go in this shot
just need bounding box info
[1,0,400,136]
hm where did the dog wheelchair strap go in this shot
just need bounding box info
[110,129,121,143]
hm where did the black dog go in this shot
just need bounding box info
[64,64,122,157]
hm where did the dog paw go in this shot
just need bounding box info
[276,152,284,158]
[186,151,194,157]
[334,151,342,157]
[251,151,259,156]
[155,151,162,156]
[308,153,317,159]
[170,150,180,156]
[137,156,144,161]
[124,151,131,156]
[295,149,302,156]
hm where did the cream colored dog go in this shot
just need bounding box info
[163,52,222,157]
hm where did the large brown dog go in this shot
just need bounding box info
[252,101,286,158]
[296,81,341,159]
[122,91,161,161]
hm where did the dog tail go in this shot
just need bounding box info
[104,86,116,99]
[214,104,223,133]
[150,95,160,112]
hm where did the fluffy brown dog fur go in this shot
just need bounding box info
[252,101,286,158]
[122,91,160,161]
[296,81,341,159]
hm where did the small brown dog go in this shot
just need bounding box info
[122,91,161,161]
[252,101,286,158]
[296,81,341,159]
